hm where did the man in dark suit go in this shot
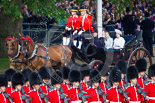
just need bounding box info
[122,7,137,35]
[141,12,154,56]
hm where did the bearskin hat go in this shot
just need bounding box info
[29,72,42,86]
[21,68,32,82]
[0,74,8,87]
[80,64,90,79]
[69,70,81,83]
[148,64,155,78]
[5,68,16,81]
[109,67,121,85]
[115,60,127,74]
[127,66,138,82]
[60,66,70,79]
[38,66,50,79]
[90,69,101,84]
[12,72,24,88]
[135,58,147,72]
[51,71,63,85]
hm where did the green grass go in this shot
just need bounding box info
[0,57,10,72]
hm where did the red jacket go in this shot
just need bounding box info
[6,86,13,95]
[124,85,143,103]
[40,84,50,95]
[61,83,70,95]
[80,81,89,92]
[76,14,94,32]
[119,80,126,90]
[10,90,25,103]
[0,92,10,103]
[107,87,125,103]
[66,15,79,30]
[87,87,103,102]
[48,89,64,103]
[23,85,31,95]
[28,89,45,103]
[99,82,107,94]
[137,77,145,89]
[67,87,82,103]
[144,82,155,103]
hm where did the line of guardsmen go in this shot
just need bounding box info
[63,6,94,49]
[0,58,155,103]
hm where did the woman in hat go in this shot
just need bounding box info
[63,6,79,46]
[113,29,125,49]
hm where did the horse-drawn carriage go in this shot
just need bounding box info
[70,31,152,69]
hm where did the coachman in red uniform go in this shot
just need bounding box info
[60,66,71,94]
[0,74,10,103]
[10,72,25,103]
[28,72,45,103]
[21,68,32,95]
[107,68,125,103]
[4,68,16,95]
[115,60,127,89]
[68,69,83,103]
[63,7,79,46]
[79,64,90,92]
[87,69,105,103]
[38,66,51,95]
[73,6,94,49]
[144,64,155,103]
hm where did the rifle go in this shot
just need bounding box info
[47,84,54,92]
[97,86,108,102]
[118,85,129,101]
[105,80,111,90]
[136,83,147,101]
[123,76,129,89]
[4,91,13,103]
[143,75,149,86]
[60,86,70,103]
[21,88,32,103]
[78,84,90,102]
[39,88,50,103]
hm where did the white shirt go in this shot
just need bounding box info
[113,37,125,49]
[104,37,113,49]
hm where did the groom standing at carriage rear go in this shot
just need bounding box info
[73,6,94,49]
[63,6,79,46]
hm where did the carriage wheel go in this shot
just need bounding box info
[89,60,103,69]
[85,43,97,57]
[127,47,152,67]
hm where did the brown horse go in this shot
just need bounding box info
[5,36,27,70]
[19,35,72,71]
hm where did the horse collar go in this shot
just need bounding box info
[11,44,21,59]
[28,44,38,60]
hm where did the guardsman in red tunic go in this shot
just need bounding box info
[79,64,90,92]
[28,72,45,103]
[4,68,16,95]
[21,68,32,95]
[107,68,126,103]
[115,60,127,89]
[48,70,66,103]
[125,66,148,103]
[144,64,155,103]
[60,66,71,94]
[0,74,10,103]
[73,6,94,49]
[39,66,51,95]
[10,72,25,103]
[67,69,84,103]
[87,69,106,103]
[63,6,79,46]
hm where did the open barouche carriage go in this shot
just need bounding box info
[70,30,152,69]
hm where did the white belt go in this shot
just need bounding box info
[90,102,101,103]
[110,102,122,103]
[71,100,82,103]
[129,101,141,103]
[149,97,155,100]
